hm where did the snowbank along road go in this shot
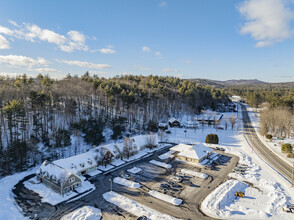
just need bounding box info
[241,104,293,183]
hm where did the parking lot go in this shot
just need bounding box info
[14,146,239,220]
[109,150,239,220]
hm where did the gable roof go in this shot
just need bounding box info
[36,161,74,186]
[53,151,97,174]
[169,118,179,124]
[171,143,213,160]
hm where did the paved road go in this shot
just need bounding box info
[241,104,293,183]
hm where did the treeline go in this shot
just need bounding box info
[0,73,229,177]
[260,107,293,138]
[225,83,294,110]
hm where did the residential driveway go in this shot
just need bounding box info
[13,146,238,220]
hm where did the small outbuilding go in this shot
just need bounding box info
[169,118,181,127]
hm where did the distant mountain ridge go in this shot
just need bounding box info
[189,78,267,87]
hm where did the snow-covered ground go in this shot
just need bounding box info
[196,107,294,219]
[113,177,141,189]
[60,206,102,220]
[127,166,142,174]
[149,160,172,169]
[87,169,102,177]
[110,159,125,166]
[149,190,182,206]
[97,164,115,171]
[181,169,208,179]
[24,177,95,205]
[247,106,294,166]
[103,191,178,220]
[0,168,38,220]
[158,151,173,160]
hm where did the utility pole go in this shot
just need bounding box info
[292,162,294,187]
[109,178,112,192]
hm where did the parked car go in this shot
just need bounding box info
[182,180,193,186]
[122,174,130,179]
[158,187,168,194]
[160,183,171,189]
[137,216,148,220]
[165,130,171,134]
[216,147,225,151]
[175,172,183,176]
[170,176,183,183]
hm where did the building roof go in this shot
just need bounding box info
[158,123,167,127]
[169,118,179,124]
[171,143,213,160]
[36,161,74,186]
[54,151,97,174]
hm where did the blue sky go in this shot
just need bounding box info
[0,0,294,82]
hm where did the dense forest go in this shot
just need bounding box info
[224,83,294,110]
[0,73,229,177]
[224,83,294,139]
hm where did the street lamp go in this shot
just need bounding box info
[109,178,112,192]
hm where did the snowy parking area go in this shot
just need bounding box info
[61,206,102,220]
[149,160,172,169]
[149,190,182,206]
[113,177,141,189]
[103,191,179,220]
[127,166,142,174]
[181,169,208,179]
[158,151,174,160]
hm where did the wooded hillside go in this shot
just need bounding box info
[0,73,229,177]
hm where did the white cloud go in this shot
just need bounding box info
[155,51,161,56]
[0,22,88,52]
[159,1,167,7]
[0,25,14,35]
[97,48,116,54]
[67,30,85,44]
[0,35,10,49]
[29,68,59,73]
[238,0,294,47]
[8,20,19,27]
[142,46,151,52]
[162,68,179,73]
[136,65,152,71]
[62,60,111,69]
[91,45,116,54]
[0,55,48,67]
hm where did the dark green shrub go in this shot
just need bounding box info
[147,120,158,132]
[205,134,219,144]
[265,134,272,139]
[287,153,294,158]
[281,143,292,153]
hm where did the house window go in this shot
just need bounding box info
[69,177,75,183]
[75,182,81,187]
